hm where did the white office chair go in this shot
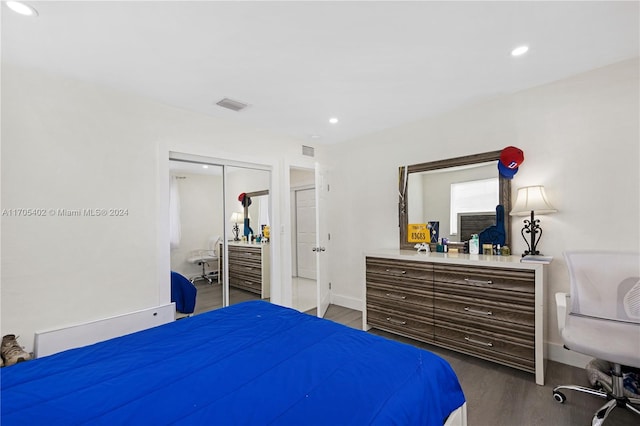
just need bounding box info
[553,251,640,426]
[187,235,220,285]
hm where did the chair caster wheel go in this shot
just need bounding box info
[553,391,566,403]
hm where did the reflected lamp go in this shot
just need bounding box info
[230,212,243,241]
[510,186,557,256]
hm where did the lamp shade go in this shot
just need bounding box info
[230,212,244,224]
[510,185,557,216]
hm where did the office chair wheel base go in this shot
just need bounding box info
[553,391,567,403]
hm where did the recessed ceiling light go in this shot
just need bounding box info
[511,45,529,57]
[329,117,339,124]
[202,165,209,169]
[310,134,321,139]
[6,1,38,17]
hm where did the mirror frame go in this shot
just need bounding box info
[242,189,269,220]
[399,150,511,250]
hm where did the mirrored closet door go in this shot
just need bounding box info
[168,155,272,316]
[224,166,272,307]
[169,160,225,315]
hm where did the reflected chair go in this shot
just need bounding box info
[187,235,220,285]
[553,251,640,426]
[170,271,197,319]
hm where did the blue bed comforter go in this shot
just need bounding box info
[1,301,465,425]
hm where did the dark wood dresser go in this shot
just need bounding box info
[365,251,546,385]
[227,242,271,298]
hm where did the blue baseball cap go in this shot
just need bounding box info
[498,161,518,179]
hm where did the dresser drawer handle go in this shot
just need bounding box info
[385,293,407,300]
[385,269,407,275]
[464,278,493,285]
[464,336,493,347]
[464,307,493,316]
[385,317,407,325]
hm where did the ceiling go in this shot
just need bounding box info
[2,1,638,145]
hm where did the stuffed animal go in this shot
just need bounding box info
[478,205,506,247]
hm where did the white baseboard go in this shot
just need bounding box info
[546,341,593,369]
[330,293,363,312]
[34,303,175,358]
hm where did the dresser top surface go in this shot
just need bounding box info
[365,249,545,271]
[228,241,269,247]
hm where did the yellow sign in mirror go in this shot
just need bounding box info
[407,224,430,243]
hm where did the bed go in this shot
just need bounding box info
[1,301,466,425]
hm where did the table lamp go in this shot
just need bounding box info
[230,212,243,241]
[510,185,557,256]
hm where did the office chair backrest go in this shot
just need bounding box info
[208,235,221,253]
[564,251,640,324]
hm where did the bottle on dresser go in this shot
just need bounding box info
[469,234,480,254]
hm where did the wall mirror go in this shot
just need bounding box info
[399,150,511,250]
[240,189,270,238]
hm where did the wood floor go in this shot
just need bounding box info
[190,286,637,425]
[192,281,261,314]
[322,305,638,426]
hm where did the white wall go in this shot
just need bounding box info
[1,64,318,352]
[327,58,639,358]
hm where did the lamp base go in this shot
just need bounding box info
[521,210,543,257]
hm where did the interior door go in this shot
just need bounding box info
[315,163,330,318]
[296,188,316,279]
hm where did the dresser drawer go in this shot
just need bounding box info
[433,292,534,328]
[229,276,261,294]
[367,282,434,311]
[434,305,534,340]
[434,264,534,292]
[434,265,534,305]
[366,257,432,283]
[229,262,261,280]
[434,323,535,372]
[367,305,434,343]
[229,246,262,265]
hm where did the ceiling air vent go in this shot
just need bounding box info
[216,98,249,112]
[302,145,315,157]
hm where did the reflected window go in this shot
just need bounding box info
[450,178,498,235]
